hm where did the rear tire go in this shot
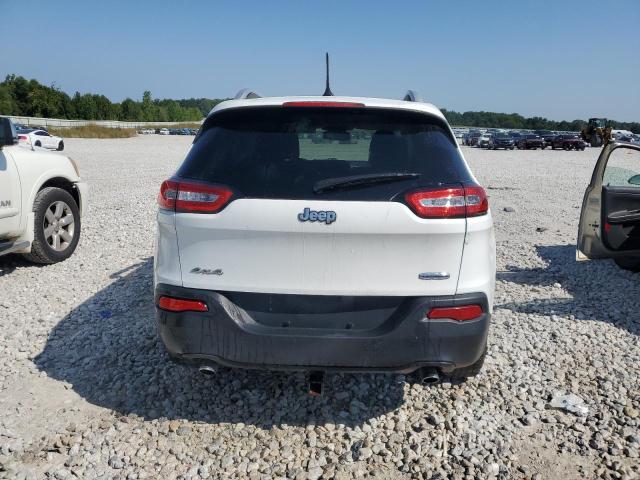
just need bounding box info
[35,140,41,147]
[23,187,80,264]
[57,141,64,151]
[614,257,640,272]
[449,347,487,380]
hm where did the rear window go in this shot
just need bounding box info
[177,106,473,200]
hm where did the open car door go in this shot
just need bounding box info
[577,142,640,271]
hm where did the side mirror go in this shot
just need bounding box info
[628,174,640,186]
[0,117,17,148]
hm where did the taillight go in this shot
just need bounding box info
[158,180,178,210]
[405,185,488,218]
[427,305,483,321]
[463,186,489,217]
[282,101,365,108]
[158,180,233,213]
[158,296,208,312]
[18,135,27,141]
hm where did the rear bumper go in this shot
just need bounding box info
[155,284,490,373]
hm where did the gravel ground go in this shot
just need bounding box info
[0,137,638,480]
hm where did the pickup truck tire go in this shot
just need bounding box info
[614,257,640,272]
[23,187,80,264]
[449,346,487,380]
[57,141,64,151]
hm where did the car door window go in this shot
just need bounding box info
[603,147,640,188]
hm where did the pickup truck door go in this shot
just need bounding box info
[0,148,22,237]
[577,143,640,261]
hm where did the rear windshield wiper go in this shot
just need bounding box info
[313,172,421,194]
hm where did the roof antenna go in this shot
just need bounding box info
[323,52,333,96]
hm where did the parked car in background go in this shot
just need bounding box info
[516,134,545,150]
[477,132,492,148]
[464,130,482,146]
[17,128,64,151]
[551,134,586,150]
[155,91,495,385]
[0,117,87,263]
[158,128,170,135]
[508,132,524,144]
[488,133,515,150]
[535,130,556,145]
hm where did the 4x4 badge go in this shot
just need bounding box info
[298,208,336,225]
[190,267,223,276]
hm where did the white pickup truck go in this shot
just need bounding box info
[0,117,87,263]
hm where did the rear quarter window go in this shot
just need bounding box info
[178,106,473,201]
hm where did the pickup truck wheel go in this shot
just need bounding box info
[57,141,64,151]
[449,346,487,380]
[23,187,80,264]
[614,257,640,272]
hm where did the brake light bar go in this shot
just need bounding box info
[427,305,483,321]
[158,180,233,213]
[158,296,208,313]
[282,101,365,108]
[405,185,488,218]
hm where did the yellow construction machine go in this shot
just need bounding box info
[581,118,612,147]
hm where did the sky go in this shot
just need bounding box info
[1,0,638,122]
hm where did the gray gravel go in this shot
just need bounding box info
[0,137,638,479]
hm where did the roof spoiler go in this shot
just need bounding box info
[235,89,262,100]
[403,90,423,102]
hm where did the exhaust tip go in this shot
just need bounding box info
[198,365,218,376]
[420,368,440,385]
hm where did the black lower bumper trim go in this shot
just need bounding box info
[155,284,491,373]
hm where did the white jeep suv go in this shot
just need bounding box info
[154,91,495,384]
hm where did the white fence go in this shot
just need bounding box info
[6,116,203,129]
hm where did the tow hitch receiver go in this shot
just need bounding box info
[308,371,324,396]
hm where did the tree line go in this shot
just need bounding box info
[0,75,225,122]
[0,74,638,133]
[441,109,640,134]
